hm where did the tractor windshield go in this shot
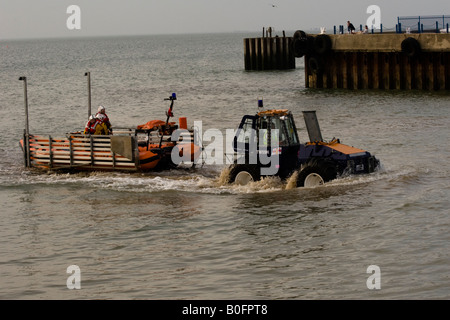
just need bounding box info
[258,116,292,147]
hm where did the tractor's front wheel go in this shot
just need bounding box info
[297,160,337,188]
[228,164,261,186]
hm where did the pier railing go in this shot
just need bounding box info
[397,15,450,34]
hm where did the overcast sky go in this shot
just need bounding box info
[0,0,448,39]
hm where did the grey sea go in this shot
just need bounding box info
[0,33,449,300]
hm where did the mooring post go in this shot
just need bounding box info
[19,76,31,168]
[85,72,91,119]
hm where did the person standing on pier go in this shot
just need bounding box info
[347,21,356,34]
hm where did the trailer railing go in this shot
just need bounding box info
[23,128,196,172]
[24,134,138,171]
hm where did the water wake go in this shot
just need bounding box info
[1,162,423,195]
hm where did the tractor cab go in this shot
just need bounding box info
[233,109,301,179]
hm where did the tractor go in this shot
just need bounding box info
[227,108,379,187]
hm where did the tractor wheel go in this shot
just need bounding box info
[228,164,261,185]
[297,160,337,188]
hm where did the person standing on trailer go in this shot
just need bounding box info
[83,114,108,135]
[95,105,112,134]
[84,115,99,135]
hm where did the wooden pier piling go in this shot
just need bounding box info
[244,36,295,70]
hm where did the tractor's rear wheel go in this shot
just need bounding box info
[228,164,260,185]
[297,160,337,187]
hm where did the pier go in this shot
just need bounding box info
[244,32,450,90]
[303,33,450,90]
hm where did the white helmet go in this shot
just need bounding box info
[98,105,105,113]
[96,113,106,120]
[89,114,96,121]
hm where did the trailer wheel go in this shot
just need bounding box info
[228,164,260,185]
[297,161,337,187]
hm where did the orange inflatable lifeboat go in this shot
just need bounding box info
[135,94,202,171]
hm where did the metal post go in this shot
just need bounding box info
[85,72,91,119]
[436,21,439,33]
[19,76,31,168]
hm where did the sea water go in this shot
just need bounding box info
[0,33,448,299]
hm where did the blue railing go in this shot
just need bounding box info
[332,15,450,34]
[397,15,450,33]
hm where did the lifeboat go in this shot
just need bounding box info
[19,92,202,173]
[137,142,175,171]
